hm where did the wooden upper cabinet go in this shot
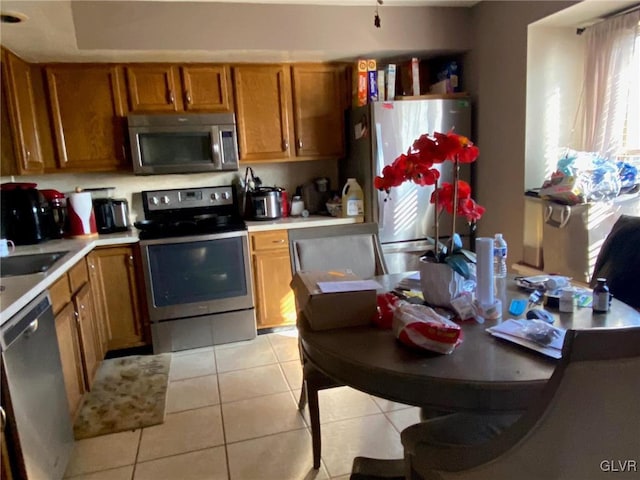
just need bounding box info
[126,64,232,113]
[291,64,345,158]
[233,64,295,162]
[1,49,45,174]
[46,65,128,172]
[126,64,181,112]
[181,65,232,112]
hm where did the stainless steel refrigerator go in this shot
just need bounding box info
[340,98,473,274]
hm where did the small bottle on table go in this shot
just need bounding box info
[592,278,610,313]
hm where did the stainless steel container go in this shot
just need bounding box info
[248,188,282,220]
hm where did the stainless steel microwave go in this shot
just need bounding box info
[128,113,239,175]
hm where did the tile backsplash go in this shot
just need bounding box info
[1,160,339,223]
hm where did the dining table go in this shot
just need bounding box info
[297,272,640,468]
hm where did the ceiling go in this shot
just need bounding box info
[1,1,636,64]
[0,0,480,63]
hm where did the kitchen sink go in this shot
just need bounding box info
[0,251,69,277]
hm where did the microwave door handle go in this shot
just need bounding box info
[211,126,222,170]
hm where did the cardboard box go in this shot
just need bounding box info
[353,59,368,107]
[290,270,377,330]
[386,64,396,100]
[411,58,420,96]
[377,70,385,103]
[367,59,378,102]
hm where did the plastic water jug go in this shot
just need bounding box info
[341,178,364,217]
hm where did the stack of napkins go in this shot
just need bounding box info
[486,319,566,359]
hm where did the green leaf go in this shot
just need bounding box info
[450,233,463,251]
[458,248,477,264]
[445,254,471,279]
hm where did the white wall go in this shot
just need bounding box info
[466,0,577,265]
[525,26,584,190]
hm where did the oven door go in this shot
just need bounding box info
[139,230,254,322]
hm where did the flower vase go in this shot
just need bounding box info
[419,258,466,308]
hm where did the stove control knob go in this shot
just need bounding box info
[211,193,220,201]
[149,196,159,206]
[161,195,170,205]
[222,191,230,200]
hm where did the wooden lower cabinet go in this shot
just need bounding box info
[73,283,100,390]
[54,302,85,417]
[88,246,148,351]
[250,230,296,329]
[50,258,103,417]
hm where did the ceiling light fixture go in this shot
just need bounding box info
[374,0,383,28]
[1,12,28,24]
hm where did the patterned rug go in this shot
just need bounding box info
[73,354,172,440]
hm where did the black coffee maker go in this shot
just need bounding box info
[0,183,56,245]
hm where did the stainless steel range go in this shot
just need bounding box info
[136,185,256,353]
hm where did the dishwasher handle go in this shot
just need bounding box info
[0,291,51,351]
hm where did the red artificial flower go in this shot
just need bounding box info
[458,197,485,222]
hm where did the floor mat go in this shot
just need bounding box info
[73,353,171,440]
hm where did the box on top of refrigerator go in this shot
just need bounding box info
[352,59,368,107]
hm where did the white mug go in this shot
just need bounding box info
[0,239,16,257]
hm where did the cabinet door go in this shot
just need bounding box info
[88,247,147,351]
[181,65,232,112]
[250,231,296,329]
[54,302,85,418]
[86,255,109,358]
[233,65,295,162]
[46,65,128,171]
[73,283,101,390]
[291,65,345,159]
[126,65,181,112]
[1,50,44,174]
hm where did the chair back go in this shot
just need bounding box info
[288,222,387,279]
[590,214,640,308]
[413,326,640,479]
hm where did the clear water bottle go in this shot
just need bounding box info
[493,233,508,278]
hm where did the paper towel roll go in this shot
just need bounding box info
[475,237,494,306]
[68,191,97,237]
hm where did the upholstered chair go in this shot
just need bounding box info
[288,222,387,469]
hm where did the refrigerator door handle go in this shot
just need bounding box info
[375,122,386,229]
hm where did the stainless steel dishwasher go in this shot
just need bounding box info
[1,291,74,480]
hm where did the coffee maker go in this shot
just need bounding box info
[0,183,56,245]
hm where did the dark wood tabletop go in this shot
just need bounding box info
[298,273,640,413]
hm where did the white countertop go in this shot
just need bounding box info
[246,215,362,232]
[0,216,360,326]
[0,231,139,326]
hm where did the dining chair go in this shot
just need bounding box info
[590,214,640,309]
[288,222,388,469]
[399,325,640,480]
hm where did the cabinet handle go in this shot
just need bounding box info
[121,145,126,159]
[297,139,303,149]
[185,90,192,104]
[168,89,175,105]
[0,406,5,432]
[26,150,31,160]
[282,139,289,151]
[272,239,285,244]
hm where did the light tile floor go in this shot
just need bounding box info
[64,330,421,480]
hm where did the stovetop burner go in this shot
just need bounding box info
[136,185,246,240]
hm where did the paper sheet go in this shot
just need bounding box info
[317,280,381,293]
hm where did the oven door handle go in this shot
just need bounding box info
[211,126,222,170]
